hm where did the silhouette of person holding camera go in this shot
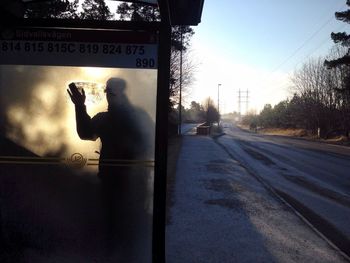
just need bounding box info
[68,77,154,262]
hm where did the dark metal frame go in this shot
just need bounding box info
[21,0,158,7]
[0,1,172,262]
[153,2,171,262]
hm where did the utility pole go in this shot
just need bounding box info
[245,89,249,114]
[178,26,183,135]
[238,89,241,120]
[217,83,221,123]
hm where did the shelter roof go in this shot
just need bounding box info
[11,0,204,26]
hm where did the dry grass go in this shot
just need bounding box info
[326,136,349,142]
[259,128,308,137]
[238,125,307,137]
[238,125,350,146]
[320,135,350,146]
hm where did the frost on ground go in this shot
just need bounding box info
[166,135,346,263]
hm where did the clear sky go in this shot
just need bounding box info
[189,0,347,114]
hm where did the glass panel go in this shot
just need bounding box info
[0,65,156,262]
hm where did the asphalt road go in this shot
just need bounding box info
[167,133,347,262]
[217,122,350,258]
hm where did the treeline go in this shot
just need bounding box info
[184,99,219,124]
[169,99,219,134]
[243,47,350,138]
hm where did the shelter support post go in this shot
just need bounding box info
[153,4,171,263]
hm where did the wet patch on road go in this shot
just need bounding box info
[204,198,242,211]
[206,159,238,174]
[202,178,244,212]
[242,147,276,166]
[203,178,233,193]
[210,159,227,163]
[202,178,280,214]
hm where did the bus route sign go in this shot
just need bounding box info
[0,27,158,69]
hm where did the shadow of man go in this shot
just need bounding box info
[68,78,154,262]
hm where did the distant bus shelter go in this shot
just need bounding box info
[0,0,204,262]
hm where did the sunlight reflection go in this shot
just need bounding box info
[1,65,157,173]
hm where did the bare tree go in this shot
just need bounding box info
[202,97,219,125]
[169,49,197,107]
[291,58,335,135]
[289,46,350,137]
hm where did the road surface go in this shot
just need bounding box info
[217,122,350,257]
[166,133,347,262]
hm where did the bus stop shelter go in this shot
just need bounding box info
[0,0,204,262]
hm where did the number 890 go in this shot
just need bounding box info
[136,58,155,68]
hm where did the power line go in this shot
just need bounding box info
[270,18,334,75]
[293,23,348,69]
[247,3,348,112]
[259,22,348,100]
[265,2,347,80]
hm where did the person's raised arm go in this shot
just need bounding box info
[67,83,97,140]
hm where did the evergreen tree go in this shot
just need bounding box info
[324,0,350,136]
[24,0,79,19]
[116,3,195,110]
[116,3,194,50]
[81,0,113,20]
[324,1,350,68]
[171,26,194,51]
[117,3,160,22]
[184,101,205,122]
[203,98,219,125]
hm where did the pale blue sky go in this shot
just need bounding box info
[105,1,348,112]
[190,0,348,113]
